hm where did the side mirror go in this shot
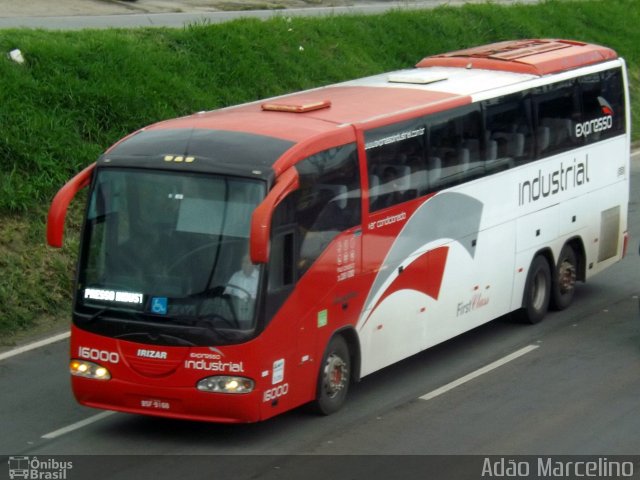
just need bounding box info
[46,163,96,248]
[250,168,299,264]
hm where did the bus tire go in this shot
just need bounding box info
[312,335,351,415]
[551,244,577,311]
[520,255,551,324]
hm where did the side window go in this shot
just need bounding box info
[264,197,297,324]
[293,144,361,277]
[484,92,533,165]
[365,118,426,211]
[427,106,485,189]
[533,80,581,157]
[578,68,625,143]
[268,229,295,290]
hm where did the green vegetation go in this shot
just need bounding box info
[0,0,638,343]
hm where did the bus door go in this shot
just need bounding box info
[260,145,363,401]
[289,144,364,346]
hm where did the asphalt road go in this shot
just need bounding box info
[0,0,541,30]
[1,152,638,479]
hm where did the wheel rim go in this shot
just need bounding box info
[322,353,348,399]
[557,259,576,295]
[531,269,547,311]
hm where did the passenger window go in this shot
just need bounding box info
[578,69,625,143]
[484,92,533,165]
[533,80,581,157]
[428,106,485,188]
[364,118,425,211]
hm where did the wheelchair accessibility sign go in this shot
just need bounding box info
[151,297,168,315]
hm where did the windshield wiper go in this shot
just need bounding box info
[77,307,109,324]
[80,307,145,324]
[80,302,244,345]
[170,315,238,343]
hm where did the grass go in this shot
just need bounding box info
[0,205,82,340]
[0,0,638,343]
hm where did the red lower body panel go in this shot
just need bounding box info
[72,377,262,424]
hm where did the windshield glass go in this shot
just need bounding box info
[77,168,265,338]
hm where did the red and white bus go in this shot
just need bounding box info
[48,39,630,423]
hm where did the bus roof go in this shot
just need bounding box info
[150,39,617,139]
[113,39,618,174]
[415,39,618,76]
[149,86,467,142]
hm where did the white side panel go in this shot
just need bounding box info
[423,223,516,350]
[359,289,432,377]
[359,136,628,378]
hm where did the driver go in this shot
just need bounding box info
[225,254,258,300]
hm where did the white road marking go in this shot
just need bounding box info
[0,331,70,362]
[42,411,116,439]
[1,333,116,440]
[419,344,539,401]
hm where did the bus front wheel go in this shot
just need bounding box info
[312,335,351,415]
[520,255,551,324]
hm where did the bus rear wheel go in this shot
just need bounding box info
[551,244,577,310]
[520,255,551,324]
[313,335,351,415]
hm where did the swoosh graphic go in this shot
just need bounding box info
[359,191,483,328]
[369,245,449,315]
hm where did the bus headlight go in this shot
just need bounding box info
[70,359,111,380]
[196,376,254,394]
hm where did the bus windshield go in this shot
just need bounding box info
[77,168,265,339]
